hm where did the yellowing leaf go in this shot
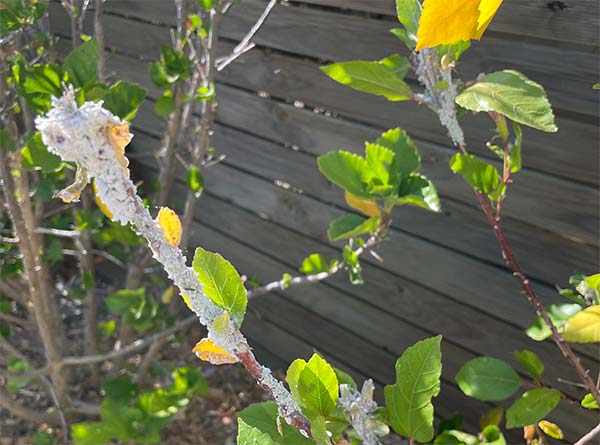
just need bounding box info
[108,123,132,175]
[416,0,503,50]
[161,286,175,304]
[563,305,600,343]
[345,191,380,217]
[92,180,113,219]
[538,420,563,440]
[157,207,182,247]
[54,166,89,203]
[192,338,238,365]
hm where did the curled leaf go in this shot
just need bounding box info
[54,166,88,203]
[107,123,132,175]
[345,191,380,216]
[157,207,182,247]
[92,180,113,219]
[416,0,503,51]
[538,420,563,440]
[192,338,238,365]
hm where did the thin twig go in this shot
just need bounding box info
[216,0,277,71]
[575,423,600,445]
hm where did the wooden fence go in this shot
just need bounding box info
[50,0,599,438]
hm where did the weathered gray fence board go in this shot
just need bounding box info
[49,1,599,119]
[292,0,600,49]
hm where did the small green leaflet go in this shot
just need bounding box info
[455,70,557,133]
[64,38,99,88]
[455,357,521,401]
[21,132,62,174]
[525,303,582,341]
[395,0,421,46]
[192,247,247,327]
[385,336,442,443]
[513,350,544,381]
[449,153,500,195]
[374,128,420,178]
[396,174,441,212]
[506,388,560,428]
[317,151,371,198]
[581,393,599,409]
[101,81,147,121]
[299,253,329,275]
[327,214,380,242]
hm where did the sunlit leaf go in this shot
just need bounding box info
[345,191,380,216]
[328,213,380,242]
[192,338,238,365]
[513,350,544,381]
[108,123,132,174]
[526,303,582,341]
[506,388,560,428]
[157,207,182,247]
[538,420,563,440]
[581,393,599,410]
[562,305,600,343]
[455,356,521,401]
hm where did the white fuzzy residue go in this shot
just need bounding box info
[339,380,384,445]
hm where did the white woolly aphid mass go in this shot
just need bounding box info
[35,90,303,425]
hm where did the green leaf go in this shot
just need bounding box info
[101,376,139,402]
[395,0,421,45]
[525,303,582,341]
[299,253,329,275]
[480,406,504,429]
[310,416,331,445]
[364,142,397,195]
[577,273,600,305]
[327,214,380,242]
[192,247,247,327]
[72,422,113,445]
[13,59,63,113]
[334,367,356,390]
[317,151,371,198]
[593,83,600,90]
[434,430,478,445]
[374,127,420,178]
[101,81,147,121]
[297,354,339,419]
[480,425,506,445]
[513,350,544,381]
[562,305,600,343]
[187,166,204,193]
[7,355,31,394]
[390,28,414,49]
[385,336,442,443]
[505,388,560,428]
[449,153,500,195]
[21,132,62,174]
[154,92,176,117]
[437,41,471,63]
[581,393,599,409]
[105,288,145,315]
[396,174,441,212]
[64,38,99,88]
[321,58,412,102]
[31,431,56,445]
[455,357,521,401]
[379,54,411,79]
[455,70,557,133]
[237,401,313,445]
[510,122,522,173]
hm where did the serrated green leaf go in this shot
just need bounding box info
[449,153,500,195]
[385,336,442,443]
[237,401,313,445]
[101,376,139,403]
[364,142,396,195]
[374,127,420,178]
[101,81,147,121]
[21,132,62,173]
[513,350,544,381]
[506,388,560,428]
[396,173,441,212]
[455,357,521,401]
[192,247,247,327]
[455,70,557,133]
[321,58,412,101]
[526,303,582,341]
[297,354,339,419]
[327,214,380,242]
[64,38,99,88]
[317,151,371,198]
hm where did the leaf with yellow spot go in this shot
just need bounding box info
[538,420,563,440]
[345,191,380,217]
[562,305,600,343]
[416,0,503,51]
[192,338,238,365]
[157,207,182,247]
[92,180,113,219]
[108,123,132,175]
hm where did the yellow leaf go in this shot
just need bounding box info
[345,191,380,217]
[54,166,88,203]
[538,420,563,440]
[192,338,238,365]
[92,180,113,219]
[416,0,503,50]
[562,305,600,343]
[161,286,175,304]
[157,207,182,247]
[108,123,132,175]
